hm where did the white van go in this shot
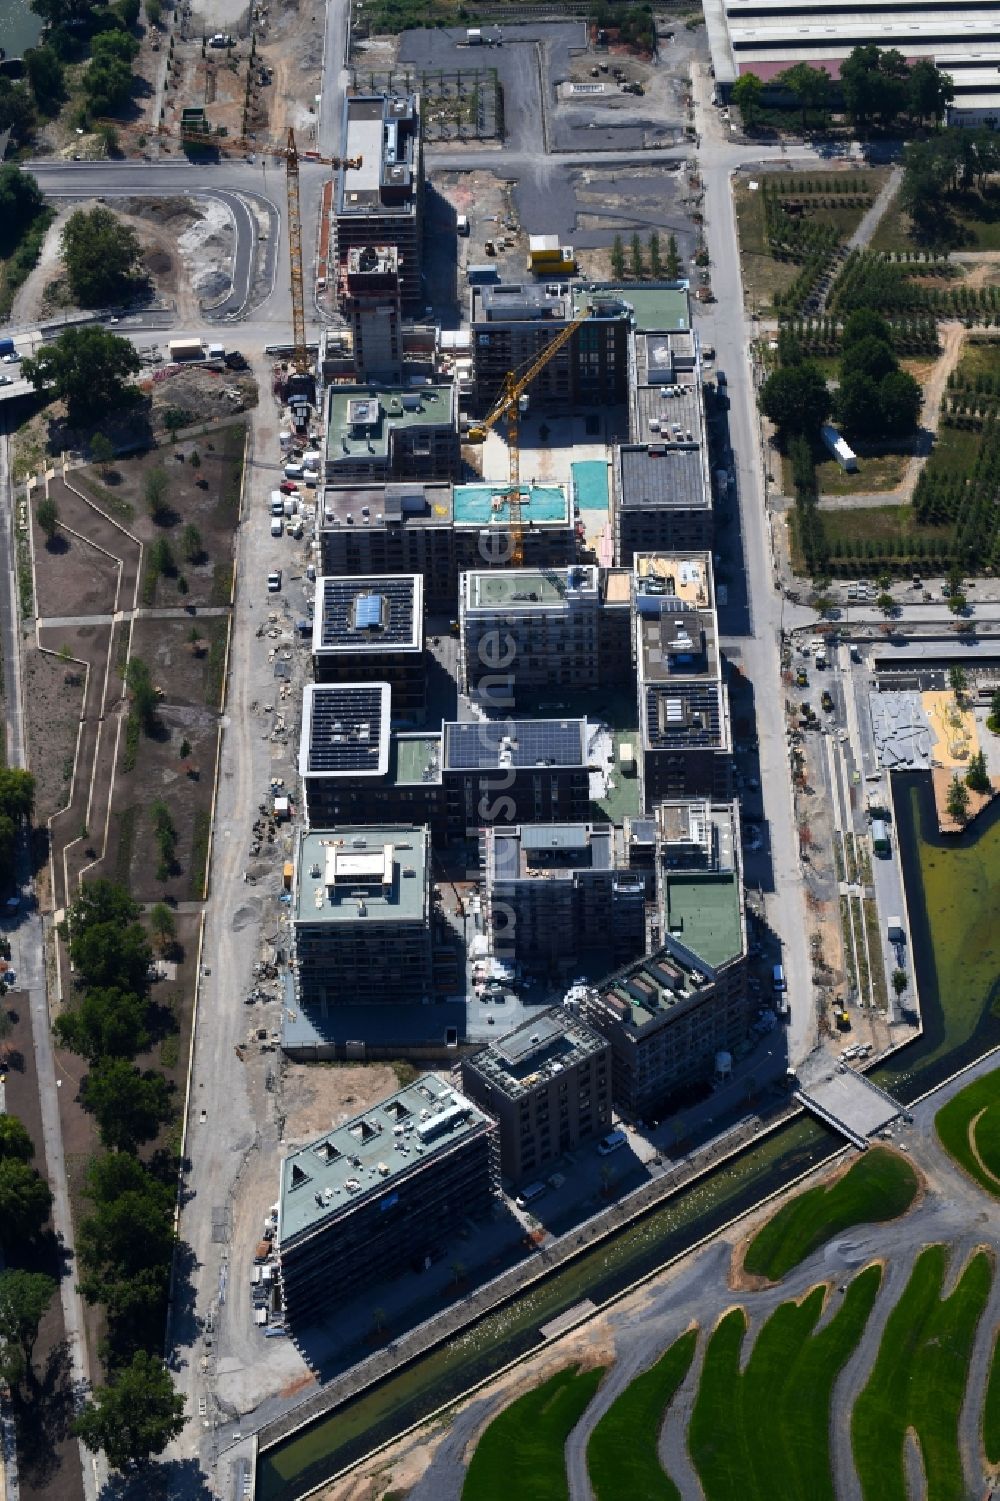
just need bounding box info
[283,462,304,480]
[597,1129,627,1156]
[515,1181,547,1209]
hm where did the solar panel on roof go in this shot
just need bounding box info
[444,720,585,770]
[318,576,418,650]
[307,685,387,773]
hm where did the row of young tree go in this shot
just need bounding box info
[776,317,939,359]
[830,250,1000,323]
[732,47,954,133]
[609,232,683,283]
[53,880,185,1471]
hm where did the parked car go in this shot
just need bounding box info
[267,570,282,592]
[279,481,298,495]
[597,1129,627,1156]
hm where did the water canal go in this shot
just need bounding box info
[256,771,1000,1501]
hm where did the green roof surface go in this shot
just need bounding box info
[577,285,690,333]
[327,385,453,461]
[663,870,742,969]
[391,733,442,785]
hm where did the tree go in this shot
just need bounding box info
[181,523,202,563]
[0,166,45,254]
[90,431,114,477]
[966,750,990,794]
[876,592,895,617]
[647,232,661,278]
[776,62,830,128]
[836,370,881,438]
[24,45,65,114]
[907,59,955,125]
[759,362,831,439]
[988,687,1000,735]
[76,1155,174,1339]
[67,880,152,996]
[665,233,681,280]
[840,44,909,131]
[151,799,177,881]
[732,72,763,128]
[948,664,967,698]
[610,234,625,280]
[148,902,175,954]
[54,986,150,1062]
[0,768,33,872]
[74,1351,185,1473]
[143,465,170,522]
[0,1115,37,1165]
[630,232,644,280]
[0,1270,56,1388]
[0,1160,52,1249]
[61,206,143,308]
[36,496,60,541]
[126,656,159,733]
[892,968,908,996]
[841,335,898,385]
[146,0,163,22]
[82,54,133,119]
[878,370,921,436]
[0,79,37,149]
[22,327,141,425]
[80,1059,172,1152]
[842,309,893,350]
[163,407,186,442]
[946,772,970,825]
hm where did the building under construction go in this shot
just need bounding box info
[333,93,424,309]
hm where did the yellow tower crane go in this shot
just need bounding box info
[466,305,592,565]
[105,121,361,373]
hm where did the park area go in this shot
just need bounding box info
[936,1068,1000,1198]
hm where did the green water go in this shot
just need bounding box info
[257,774,1000,1501]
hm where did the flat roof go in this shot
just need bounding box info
[644,680,726,750]
[327,385,454,464]
[635,553,713,607]
[443,718,588,771]
[321,482,454,528]
[638,602,717,685]
[278,1073,491,1244]
[465,564,599,611]
[486,822,621,881]
[465,1008,608,1102]
[619,445,709,512]
[337,93,419,216]
[293,826,429,925]
[578,285,691,332]
[299,682,391,780]
[594,946,718,1032]
[313,574,423,655]
[663,869,743,970]
[452,483,570,527]
[390,732,442,786]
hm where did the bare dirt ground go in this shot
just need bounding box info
[20,645,86,828]
[11,197,233,326]
[255,0,325,141]
[281,1062,404,1145]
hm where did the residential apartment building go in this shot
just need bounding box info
[441,718,591,837]
[460,1009,611,1183]
[297,683,445,841]
[634,553,732,807]
[470,284,630,412]
[319,481,579,614]
[276,1074,497,1322]
[333,93,424,308]
[341,244,403,383]
[312,574,425,723]
[480,822,646,972]
[459,564,600,702]
[291,825,433,1016]
[324,383,459,487]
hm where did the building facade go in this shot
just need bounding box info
[460,1009,611,1182]
[441,718,591,837]
[342,244,403,383]
[470,284,630,412]
[459,564,600,702]
[324,384,460,488]
[277,1074,497,1321]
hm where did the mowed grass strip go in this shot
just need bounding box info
[689,1267,881,1501]
[936,1069,1000,1197]
[743,1146,919,1281]
[462,1363,605,1501]
[984,1329,1000,1466]
[587,1328,697,1501]
[853,1244,993,1501]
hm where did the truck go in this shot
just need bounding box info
[871,818,891,857]
[0,337,15,358]
[207,342,225,361]
[168,338,204,362]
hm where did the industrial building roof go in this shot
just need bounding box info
[464,564,599,611]
[313,574,423,655]
[277,1073,492,1244]
[293,826,429,926]
[298,683,391,779]
[442,718,588,771]
[326,385,454,464]
[464,1008,608,1103]
[452,483,570,527]
[662,869,743,971]
[619,445,709,512]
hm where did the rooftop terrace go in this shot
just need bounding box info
[278,1073,491,1243]
[327,385,454,464]
[662,869,743,971]
[576,284,690,332]
[390,732,443,786]
[597,945,716,1032]
[293,826,429,925]
[465,564,598,611]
